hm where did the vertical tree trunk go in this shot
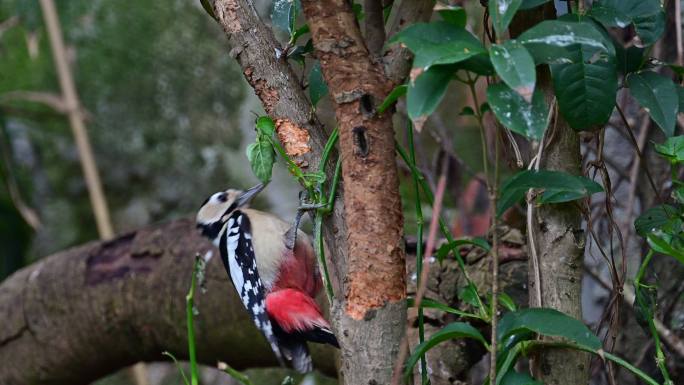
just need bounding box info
[511,5,591,385]
[300,2,407,384]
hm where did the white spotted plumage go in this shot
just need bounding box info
[222,211,283,364]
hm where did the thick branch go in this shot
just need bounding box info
[383,0,434,83]
[363,0,386,58]
[300,1,407,384]
[0,219,336,385]
[511,5,590,385]
[210,0,348,298]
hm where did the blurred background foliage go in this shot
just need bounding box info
[0,0,250,278]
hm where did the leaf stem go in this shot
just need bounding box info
[186,256,201,385]
[407,121,428,384]
[395,142,487,315]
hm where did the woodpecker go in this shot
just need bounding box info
[196,184,339,372]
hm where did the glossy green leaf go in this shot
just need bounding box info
[518,20,614,64]
[489,0,523,36]
[436,5,467,27]
[255,116,275,137]
[404,322,487,378]
[246,140,275,183]
[407,64,455,129]
[487,83,549,140]
[490,41,536,102]
[615,44,645,75]
[271,0,301,35]
[589,0,665,46]
[377,84,408,114]
[456,53,496,75]
[654,136,684,163]
[497,170,603,216]
[498,308,602,350]
[520,0,551,10]
[199,0,217,21]
[500,371,542,385]
[627,71,679,137]
[308,61,328,107]
[647,232,684,264]
[437,237,492,260]
[634,205,679,237]
[390,21,486,69]
[551,43,617,130]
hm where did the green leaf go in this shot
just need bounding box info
[589,0,665,46]
[633,280,657,333]
[199,0,218,21]
[520,0,551,10]
[408,297,481,319]
[255,116,276,137]
[518,20,614,64]
[436,5,467,27]
[615,44,645,75]
[498,292,517,312]
[627,71,679,137]
[271,0,301,35]
[647,232,684,264]
[246,140,275,183]
[458,283,481,308]
[456,53,496,75]
[308,61,328,107]
[497,170,603,216]
[390,21,486,70]
[436,237,492,260]
[634,205,679,237]
[500,371,543,385]
[460,106,476,116]
[678,86,684,113]
[377,84,408,114]
[487,83,549,140]
[404,322,487,378]
[407,64,455,130]
[490,41,536,102]
[551,43,617,130]
[654,136,684,164]
[489,0,523,36]
[498,308,602,350]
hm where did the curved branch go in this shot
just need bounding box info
[0,219,336,385]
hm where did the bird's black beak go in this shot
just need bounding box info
[236,183,266,207]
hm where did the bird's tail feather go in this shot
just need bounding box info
[282,342,313,373]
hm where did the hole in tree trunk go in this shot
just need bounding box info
[353,126,369,158]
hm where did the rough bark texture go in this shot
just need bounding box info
[209,1,435,383]
[383,0,434,84]
[511,5,590,385]
[0,219,336,385]
[299,1,408,383]
[211,0,348,300]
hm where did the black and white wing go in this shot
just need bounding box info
[219,210,284,365]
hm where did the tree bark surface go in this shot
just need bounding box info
[511,5,591,385]
[299,1,407,384]
[0,219,336,385]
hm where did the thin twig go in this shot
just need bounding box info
[676,0,683,66]
[364,0,386,57]
[585,267,684,359]
[614,104,660,201]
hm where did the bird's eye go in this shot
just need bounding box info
[217,193,228,203]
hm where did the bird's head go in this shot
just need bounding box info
[196,183,265,241]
